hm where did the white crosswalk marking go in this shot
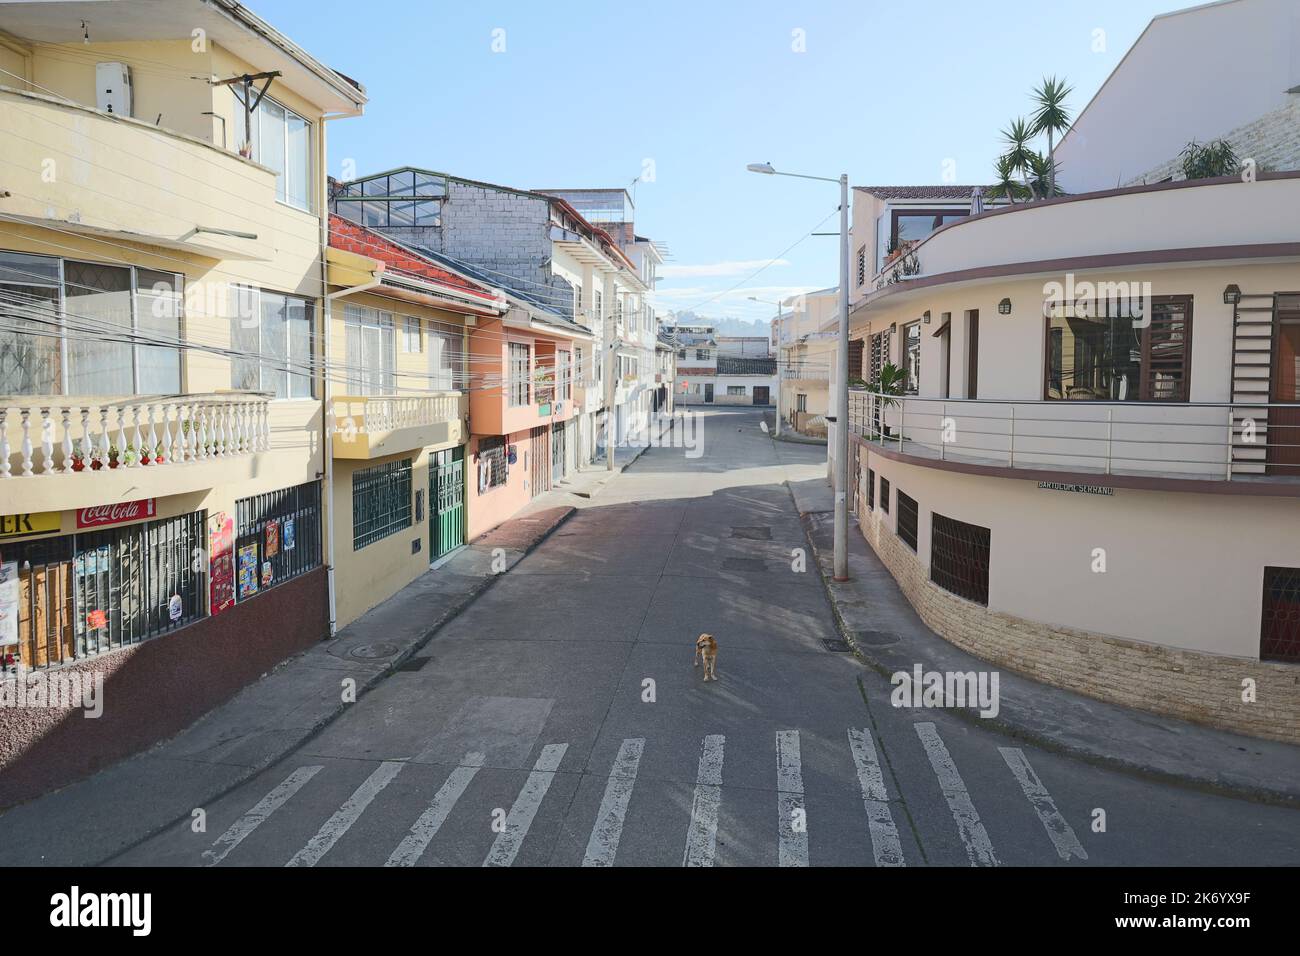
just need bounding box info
[847,728,906,867]
[914,722,999,867]
[582,738,646,867]
[385,752,487,867]
[203,765,323,867]
[682,734,725,867]
[286,761,405,867]
[776,730,808,867]
[482,743,568,867]
[999,747,1088,861]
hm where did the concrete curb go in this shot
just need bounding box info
[84,505,578,866]
[790,495,1300,809]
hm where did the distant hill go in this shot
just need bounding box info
[665,310,771,338]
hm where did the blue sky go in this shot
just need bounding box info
[257,0,1182,324]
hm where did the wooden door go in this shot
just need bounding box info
[1267,316,1300,475]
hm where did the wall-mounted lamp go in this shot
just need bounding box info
[1223,284,1242,306]
[922,310,931,324]
[889,322,898,332]
[998,298,1012,315]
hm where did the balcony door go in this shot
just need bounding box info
[1268,310,1300,476]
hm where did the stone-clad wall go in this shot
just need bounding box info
[1128,99,1300,186]
[853,458,1300,744]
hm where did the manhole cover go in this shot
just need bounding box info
[349,642,401,661]
[395,657,431,672]
[855,630,900,647]
[822,639,852,652]
[730,526,772,541]
[721,557,768,573]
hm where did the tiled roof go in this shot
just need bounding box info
[329,215,492,297]
[716,356,776,376]
[853,185,990,200]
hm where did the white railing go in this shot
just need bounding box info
[781,362,830,381]
[330,393,462,435]
[0,393,272,478]
[848,391,1298,481]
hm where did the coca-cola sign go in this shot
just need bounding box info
[76,499,157,529]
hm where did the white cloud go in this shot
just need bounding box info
[658,258,791,278]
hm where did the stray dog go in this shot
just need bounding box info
[693,633,718,681]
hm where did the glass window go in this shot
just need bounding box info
[388,170,415,194]
[891,209,968,250]
[135,269,182,394]
[414,200,440,226]
[509,342,530,407]
[0,251,61,394]
[230,288,315,399]
[335,200,362,224]
[414,173,445,197]
[64,261,133,395]
[428,325,463,391]
[389,201,415,228]
[245,95,312,211]
[285,112,310,210]
[902,322,921,394]
[343,305,395,396]
[403,316,422,353]
[362,202,388,228]
[363,176,388,197]
[1044,297,1192,402]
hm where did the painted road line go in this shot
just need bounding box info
[582,738,646,867]
[203,765,323,867]
[847,728,906,867]
[998,747,1088,861]
[385,752,487,868]
[914,722,999,867]
[286,761,405,867]
[776,730,808,867]
[682,734,725,867]
[482,743,569,867]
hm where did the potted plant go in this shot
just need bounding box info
[152,442,165,465]
[121,444,138,467]
[70,450,86,472]
[868,362,906,438]
[107,445,120,469]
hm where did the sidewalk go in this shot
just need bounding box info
[0,476,605,866]
[786,473,1300,807]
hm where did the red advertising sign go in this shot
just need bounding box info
[76,499,156,529]
[209,513,235,616]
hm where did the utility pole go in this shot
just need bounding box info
[605,294,616,472]
[833,174,850,582]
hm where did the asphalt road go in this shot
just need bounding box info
[114,408,1300,867]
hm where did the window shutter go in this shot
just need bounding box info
[1140,296,1192,401]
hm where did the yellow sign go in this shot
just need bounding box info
[0,512,61,540]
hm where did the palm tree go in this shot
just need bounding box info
[1001,117,1035,196]
[987,154,1028,204]
[1026,152,1064,199]
[1029,76,1073,197]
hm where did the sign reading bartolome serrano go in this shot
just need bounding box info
[76,499,157,530]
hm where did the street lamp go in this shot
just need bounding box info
[747,161,851,582]
[749,294,785,437]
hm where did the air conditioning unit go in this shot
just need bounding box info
[95,62,133,117]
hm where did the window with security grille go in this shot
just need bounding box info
[236,480,322,591]
[880,477,891,514]
[897,491,918,551]
[869,329,890,385]
[478,436,508,489]
[1261,566,1300,663]
[509,342,531,407]
[931,513,991,605]
[867,467,876,510]
[352,459,413,549]
[856,246,866,287]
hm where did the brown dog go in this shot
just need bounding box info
[693,633,718,681]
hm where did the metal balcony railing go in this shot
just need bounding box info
[0,392,272,477]
[848,391,1299,481]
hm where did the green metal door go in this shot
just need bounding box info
[431,446,465,561]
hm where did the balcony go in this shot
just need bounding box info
[330,393,465,459]
[0,392,273,510]
[848,392,1300,492]
[781,362,830,383]
[0,88,278,261]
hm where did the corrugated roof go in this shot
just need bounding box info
[853,185,991,199]
[716,356,776,376]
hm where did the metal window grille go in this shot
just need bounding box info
[235,480,322,591]
[880,477,891,514]
[479,436,508,489]
[1261,566,1300,663]
[867,467,876,510]
[897,491,918,552]
[930,513,991,606]
[352,459,413,549]
[2,511,205,670]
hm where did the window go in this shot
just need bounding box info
[1261,566,1300,663]
[965,310,979,399]
[867,467,876,510]
[341,304,395,396]
[1044,296,1192,402]
[880,476,891,514]
[902,322,921,394]
[509,342,531,407]
[931,513,991,605]
[0,251,184,396]
[890,209,968,253]
[868,329,890,385]
[478,435,508,489]
[796,393,807,412]
[593,290,603,326]
[248,96,312,211]
[558,350,571,399]
[897,491,918,551]
[574,346,584,385]
[332,171,442,227]
[236,481,322,594]
[727,385,745,396]
[856,245,866,287]
[403,316,422,353]
[352,458,413,549]
[229,287,314,399]
[677,349,687,359]
[696,348,710,361]
[573,284,582,320]
[427,324,464,390]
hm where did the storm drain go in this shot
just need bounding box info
[395,657,432,672]
[822,639,852,653]
[855,630,900,647]
[349,641,401,661]
[730,526,772,541]
[721,557,769,573]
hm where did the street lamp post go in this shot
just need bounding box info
[748,294,784,437]
[747,162,851,582]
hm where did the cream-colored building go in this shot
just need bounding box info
[776,288,837,436]
[848,172,1300,742]
[0,0,366,806]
